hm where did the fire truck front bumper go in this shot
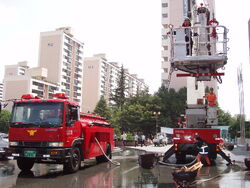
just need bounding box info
[5,147,71,161]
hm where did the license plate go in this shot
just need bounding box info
[24,150,36,158]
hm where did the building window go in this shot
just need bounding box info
[162,35,169,40]
[32,81,44,88]
[32,89,43,97]
[49,86,58,92]
[162,13,168,18]
[48,42,53,47]
[162,3,168,7]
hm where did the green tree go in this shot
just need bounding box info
[110,106,122,135]
[218,108,234,126]
[156,86,187,127]
[110,65,126,109]
[110,93,160,137]
[0,110,11,133]
[245,121,250,138]
[228,115,250,139]
[93,96,111,120]
[228,115,241,139]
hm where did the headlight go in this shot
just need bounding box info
[48,142,64,147]
[9,141,18,146]
[0,148,4,151]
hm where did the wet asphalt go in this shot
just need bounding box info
[0,148,250,188]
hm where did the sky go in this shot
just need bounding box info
[0,0,249,119]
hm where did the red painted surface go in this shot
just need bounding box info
[176,72,224,77]
[173,128,221,144]
[8,94,114,160]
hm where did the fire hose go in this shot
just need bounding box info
[158,156,198,167]
[158,144,199,167]
[95,137,120,166]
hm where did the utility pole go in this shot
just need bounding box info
[153,111,161,134]
[237,64,245,145]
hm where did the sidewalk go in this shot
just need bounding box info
[226,145,250,162]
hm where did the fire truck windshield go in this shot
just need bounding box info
[11,102,64,127]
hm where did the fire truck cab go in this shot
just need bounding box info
[5,93,114,173]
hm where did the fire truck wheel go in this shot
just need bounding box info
[96,143,112,163]
[63,147,81,173]
[17,158,35,171]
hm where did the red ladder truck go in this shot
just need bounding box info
[163,3,231,165]
[5,93,114,173]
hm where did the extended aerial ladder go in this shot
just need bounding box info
[162,2,232,165]
[168,3,229,86]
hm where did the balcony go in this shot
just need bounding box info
[162,38,169,47]
[64,38,73,46]
[37,86,44,90]
[161,50,169,58]
[161,72,169,80]
[161,61,169,71]
[161,18,169,26]
[162,7,168,14]
[162,28,168,36]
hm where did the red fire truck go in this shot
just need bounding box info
[172,128,221,163]
[5,93,114,173]
[163,3,232,165]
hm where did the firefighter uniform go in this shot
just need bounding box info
[197,146,211,165]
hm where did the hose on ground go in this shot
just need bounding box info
[95,137,120,166]
[159,155,198,167]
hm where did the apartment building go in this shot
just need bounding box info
[3,62,58,111]
[4,61,29,77]
[0,83,3,101]
[249,18,250,63]
[82,54,148,113]
[38,27,84,103]
[161,0,216,92]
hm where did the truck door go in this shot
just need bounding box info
[65,104,81,146]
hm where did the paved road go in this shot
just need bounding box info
[0,147,250,188]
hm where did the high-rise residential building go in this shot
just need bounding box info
[248,18,250,63]
[38,27,84,103]
[82,54,148,113]
[161,0,216,92]
[3,62,58,111]
[4,61,29,76]
[0,83,3,101]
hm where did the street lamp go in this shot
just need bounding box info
[153,111,161,134]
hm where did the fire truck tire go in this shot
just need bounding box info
[63,147,81,173]
[17,158,35,171]
[96,143,112,163]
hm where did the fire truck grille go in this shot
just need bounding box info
[19,141,48,147]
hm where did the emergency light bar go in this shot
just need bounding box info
[54,93,69,99]
[21,94,35,99]
[21,94,41,100]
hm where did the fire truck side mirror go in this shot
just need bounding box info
[0,102,8,113]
